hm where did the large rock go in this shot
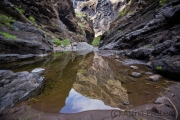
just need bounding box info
[151,55,180,80]
[98,0,180,80]
[76,42,94,55]
[0,69,44,110]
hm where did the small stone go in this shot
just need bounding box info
[31,68,45,75]
[131,72,141,77]
[123,101,130,105]
[146,72,153,75]
[149,75,160,82]
[115,55,120,59]
[171,93,175,97]
[130,65,138,69]
[154,96,165,104]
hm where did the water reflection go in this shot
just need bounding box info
[9,51,167,113]
[74,53,128,109]
[60,89,119,113]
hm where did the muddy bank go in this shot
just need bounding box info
[1,82,180,120]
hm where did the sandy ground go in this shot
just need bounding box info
[1,82,180,120]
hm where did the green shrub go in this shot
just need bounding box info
[159,0,167,6]
[156,66,162,70]
[0,32,17,39]
[78,22,84,28]
[52,38,70,46]
[173,5,178,8]
[16,5,25,14]
[0,14,14,28]
[118,30,122,33]
[52,39,61,46]
[92,36,101,46]
[76,12,86,18]
[28,16,35,22]
[61,38,70,46]
[118,10,127,17]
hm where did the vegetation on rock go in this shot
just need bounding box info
[16,5,25,14]
[0,32,17,40]
[92,36,101,46]
[156,66,162,70]
[28,16,35,23]
[0,14,14,29]
[159,0,167,6]
[53,38,70,46]
[76,11,86,18]
[78,22,84,28]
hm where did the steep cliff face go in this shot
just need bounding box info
[99,0,180,80]
[74,0,126,37]
[0,0,94,62]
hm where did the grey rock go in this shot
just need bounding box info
[0,70,44,110]
[131,72,141,77]
[76,42,94,51]
[115,55,120,59]
[123,101,130,105]
[145,72,153,75]
[31,68,45,75]
[130,65,138,69]
[154,96,165,104]
[151,55,180,80]
[149,75,161,82]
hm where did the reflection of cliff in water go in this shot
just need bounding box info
[74,53,128,108]
[30,52,82,113]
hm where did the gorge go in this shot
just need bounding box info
[0,0,180,120]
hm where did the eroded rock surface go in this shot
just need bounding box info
[99,0,180,80]
[0,69,44,110]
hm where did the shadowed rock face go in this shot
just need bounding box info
[0,0,95,62]
[98,0,180,80]
[75,0,126,36]
[0,69,44,110]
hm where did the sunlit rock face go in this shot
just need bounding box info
[74,0,126,36]
[74,53,128,108]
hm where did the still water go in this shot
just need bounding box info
[10,51,169,113]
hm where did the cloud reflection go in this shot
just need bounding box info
[60,89,119,113]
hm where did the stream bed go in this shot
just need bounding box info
[5,51,172,113]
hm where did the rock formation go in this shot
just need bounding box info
[74,0,127,36]
[99,0,180,80]
[0,68,45,110]
[0,0,95,62]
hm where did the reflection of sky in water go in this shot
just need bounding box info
[60,89,119,113]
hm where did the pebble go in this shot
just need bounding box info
[31,68,45,75]
[145,72,153,75]
[149,75,161,82]
[154,96,165,104]
[130,65,138,69]
[123,101,130,105]
[131,72,141,77]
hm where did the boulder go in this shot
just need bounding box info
[131,72,141,77]
[149,75,161,82]
[0,70,44,110]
